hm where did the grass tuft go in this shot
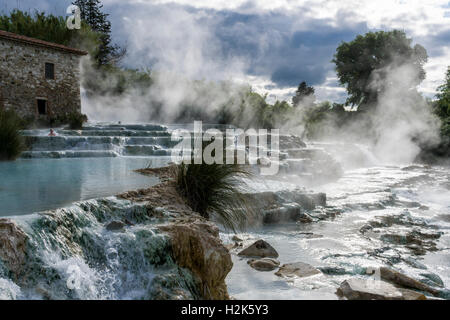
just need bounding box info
[67,112,88,130]
[176,160,254,232]
[0,109,25,161]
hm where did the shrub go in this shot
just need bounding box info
[0,109,25,161]
[67,112,88,130]
[176,160,253,232]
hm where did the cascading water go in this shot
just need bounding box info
[1,122,449,300]
[0,198,199,300]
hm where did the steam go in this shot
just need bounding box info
[370,62,441,164]
[79,4,442,166]
[281,60,442,165]
[81,4,251,124]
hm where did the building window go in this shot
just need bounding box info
[37,99,47,115]
[45,63,55,79]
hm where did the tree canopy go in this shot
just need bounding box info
[0,10,73,45]
[73,0,124,65]
[333,30,428,111]
[435,67,450,137]
[0,9,100,54]
[292,81,315,107]
[436,67,450,118]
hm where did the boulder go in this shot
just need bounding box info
[379,267,440,296]
[106,220,126,232]
[398,288,427,300]
[0,219,28,278]
[275,262,321,278]
[263,204,311,224]
[158,220,233,300]
[337,279,403,300]
[248,258,280,271]
[232,235,243,242]
[237,240,279,258]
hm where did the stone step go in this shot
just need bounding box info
[21,150,119,159]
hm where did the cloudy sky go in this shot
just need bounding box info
[2,0,450,103]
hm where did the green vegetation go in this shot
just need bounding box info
[48,112,88,129]
[435,67,450,138]
[68,112,88,129]
[73,0,124,66]
[0,9,100,55]
[292,81,315,107]
[333,30,428,111]
[176,159,253,232]
[0,109,25,161]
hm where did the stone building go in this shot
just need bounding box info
[0,30,87,121]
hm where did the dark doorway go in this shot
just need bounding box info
[37,99,47,115]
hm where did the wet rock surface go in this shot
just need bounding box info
[105,220,126,232]
[337,279,404,300]
[275,262,321,278]
[0,219,28,278]
[238,240,279,258]
[248,258,280,271]
[360,212,442,256]
[379,267,440,296]
[159,221,233,300]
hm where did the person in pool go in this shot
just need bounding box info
[48,129,56,137]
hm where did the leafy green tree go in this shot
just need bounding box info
[292,81,315,107]
[436,67,450,119]
[333,30,428,111]
[435,67,450,137]
[73,0,124,65]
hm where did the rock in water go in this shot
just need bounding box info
[158,221,233,300]
[248,258,280,271]
[379,267,440,296]
[237,240,279,258]
[275,262,321,278]
[232,235,243,242]
[0,219,28,278]
[106,220,126,232]
[398,288,427,300]
[337,279,404,300]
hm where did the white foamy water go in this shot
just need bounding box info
[224,164,450,300]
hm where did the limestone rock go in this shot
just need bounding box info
[238,240,279,258]
[248,258,280,271]
[106,220,126,232]
[337,279,403,300]
[232,235,243,242]
[275,262,321,278]
[263,204,307,224]
[158,220,233,300]
[0,219,28,278]
[398,288,427,300]
[379,267,440,296]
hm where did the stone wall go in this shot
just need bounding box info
[0,38,82,120]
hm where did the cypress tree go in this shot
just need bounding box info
[72,0,123,65]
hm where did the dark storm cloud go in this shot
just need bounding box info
[104,3,368,88]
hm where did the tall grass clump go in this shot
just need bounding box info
[68,112,88,130]
[0,109,25,161]
[176,159,254,232]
